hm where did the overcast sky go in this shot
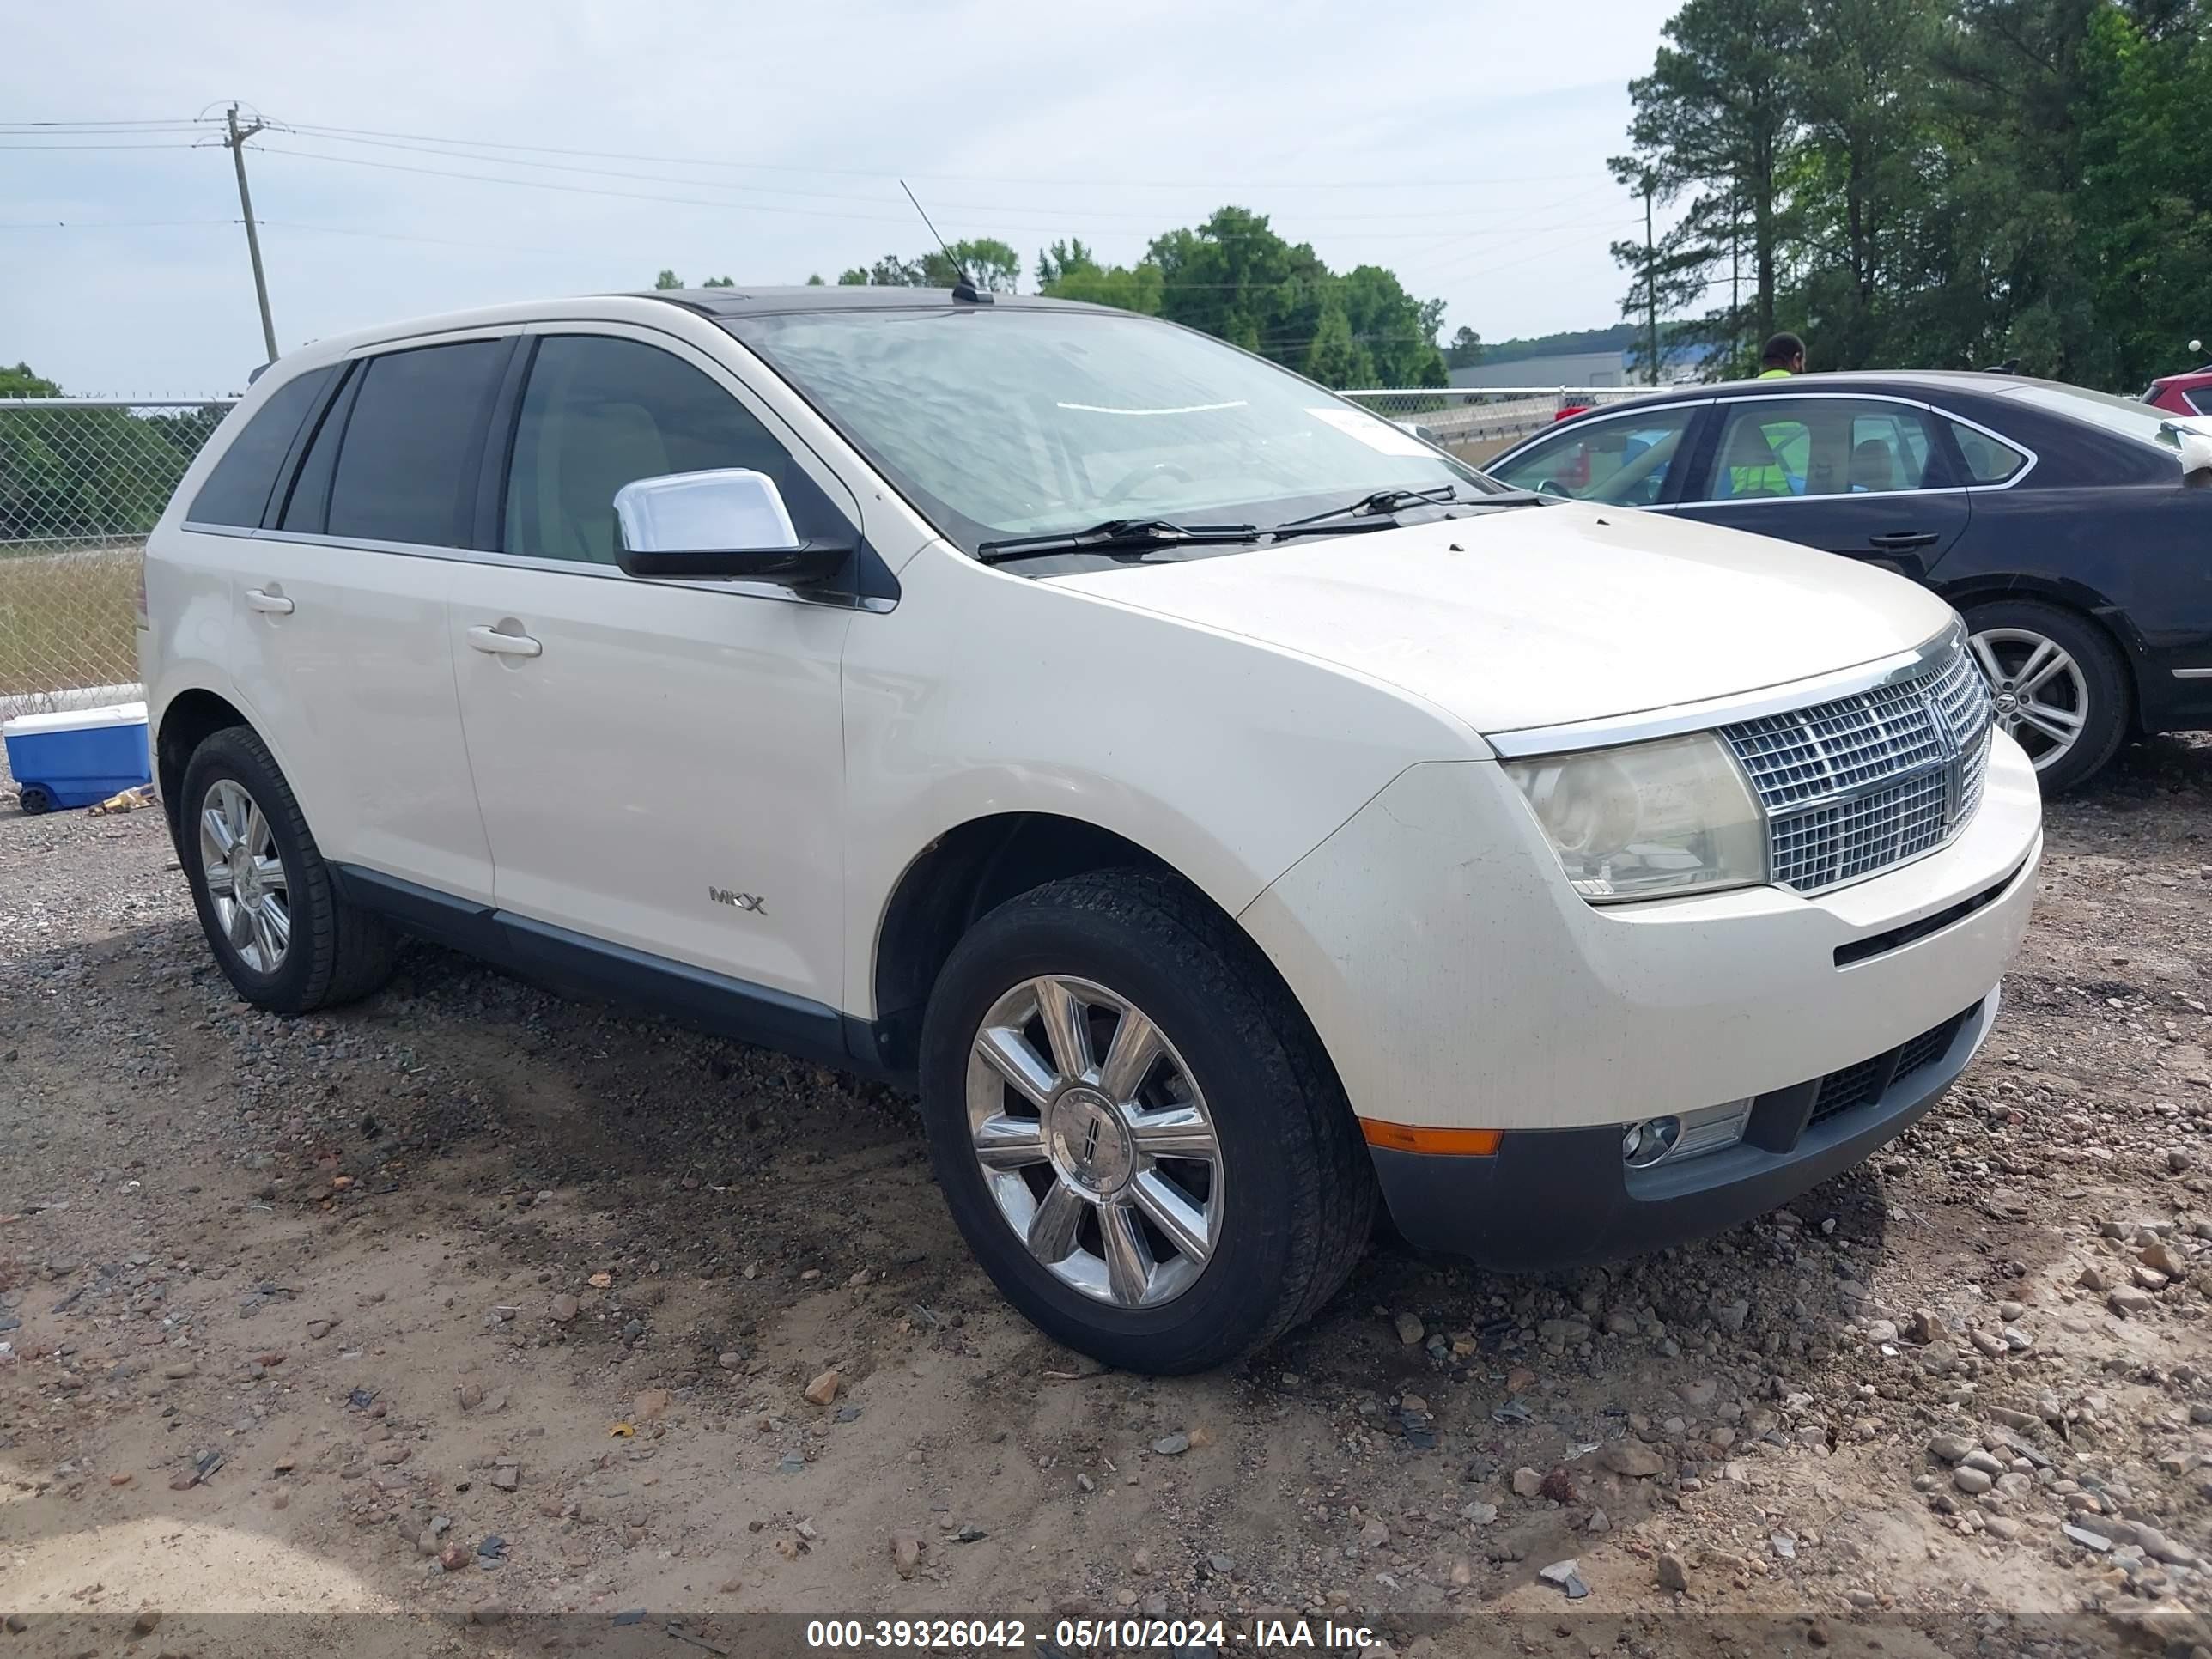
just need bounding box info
[5,1,1673,395]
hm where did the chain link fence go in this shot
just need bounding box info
[1346,386,1654,465]
[0,398,235,722]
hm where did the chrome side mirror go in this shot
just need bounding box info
[613,469,849,584]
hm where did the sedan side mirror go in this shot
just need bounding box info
[2156,418,2212,483]
[614,469,851,585]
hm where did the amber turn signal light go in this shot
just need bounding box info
[1358,1121,1503,1156]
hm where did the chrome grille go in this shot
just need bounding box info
[1721,636,1995,895]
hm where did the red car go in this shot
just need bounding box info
[2145,363,2212,416]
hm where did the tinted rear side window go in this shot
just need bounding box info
[1948,420,2027,484]
[276,367,356,533]
[325,341,507,547]
[186,367,334,526]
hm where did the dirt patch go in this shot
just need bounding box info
[0,735,2208,1656]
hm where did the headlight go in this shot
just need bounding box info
[1504,733,1768,902]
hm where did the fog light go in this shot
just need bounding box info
[1675,1097,1753,1160]
[1621,1098,1754,1170]
[1622,1116,1680,1168]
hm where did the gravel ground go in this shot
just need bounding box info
[1,735,2209,1658]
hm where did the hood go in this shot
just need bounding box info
[1046,504,1956,738]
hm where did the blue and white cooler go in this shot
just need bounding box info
[3,701,153,815]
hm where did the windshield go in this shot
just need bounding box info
[721,307,1497,556]
[1996,380,2189,455]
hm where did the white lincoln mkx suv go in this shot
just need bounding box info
[140,286,2042,1372]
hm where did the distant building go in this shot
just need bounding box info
[1449,343,1714,391]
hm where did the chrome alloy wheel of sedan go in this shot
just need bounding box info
[964,975,1224,1309]
[1970,626,2090,775]
[198,777,290,972]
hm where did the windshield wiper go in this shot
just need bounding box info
[1273,484,1463,529]
[975,518,1261,564]
[1267,485,1551,540]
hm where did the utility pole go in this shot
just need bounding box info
[1731,188,1741,374]
[1642,178,1659,387]
[224,104,278,363]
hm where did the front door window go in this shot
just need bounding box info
[1486,408,1699,506]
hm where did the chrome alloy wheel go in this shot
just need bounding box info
[964,975,1223,1309]
[1970,627,2089,774]
[198,777,290,972]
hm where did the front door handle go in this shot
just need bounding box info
[245,587,294,615]
[467,625,542,659]
[1867,531,1940,551]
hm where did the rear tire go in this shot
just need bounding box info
[917,869,1373,1374]
[179,726,397,1013]
[16,785,55,816]
[1962,599,2130,794]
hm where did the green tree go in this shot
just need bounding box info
[1443,326,1484,369]
[838,254,926,286]
[1042,258,1166,315]
[2079,2,2212,384]
[805,273,826,286]
[1304,300,1375,388]
[702,276,735,289]
[836,240,1020,291]
[680,212,1442,383]
[1339,264,1447,386]
[1148,207,1330,366]
[1787,0,1944,369]
[939,238,1021,292]
[1613,0,1810,352]
[1035,238,1096,289]
[1,363,61,398]
[1923,0,2114,379]
[653,269,683,289]
[0,363,213,547]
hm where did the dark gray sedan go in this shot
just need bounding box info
[1485,372,2212,791]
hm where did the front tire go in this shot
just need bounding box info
[179,726,397,1013]
[917,870,1373,1374]
[1963,600,2130,793]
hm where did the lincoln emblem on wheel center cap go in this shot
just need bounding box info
[1047,1086,1135,1194]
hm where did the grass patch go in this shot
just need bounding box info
[0,542,141,703]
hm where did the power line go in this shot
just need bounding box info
[0,140,207,150]
[0,117,218,128]
[259,218,577,257]
[0,218,235,229]
[0,215,576,258]
[1413,222,1647,284]
[250,143,940,224]
[258,126,1621,227]
[275,117,1600,191]
[246,144,1624,241]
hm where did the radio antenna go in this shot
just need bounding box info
[901,179,990,305]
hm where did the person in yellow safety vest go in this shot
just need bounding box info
[1721,420,1794,498]
[1758,331,1806,379]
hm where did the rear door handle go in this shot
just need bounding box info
[467,625,542,659]
[1867,531,1940,551]
[245,587,294,615]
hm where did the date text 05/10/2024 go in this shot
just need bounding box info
[803,1618,1378,1650]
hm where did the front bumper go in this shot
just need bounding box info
[1371,990,1996,1267]
[1240,732,2041,1132]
